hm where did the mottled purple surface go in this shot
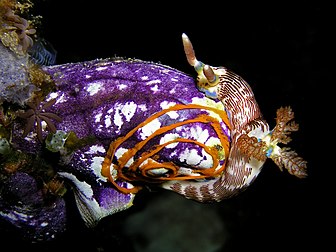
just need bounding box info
[41,58,229,168]
[5,57,231,239]
[44,58,204,139]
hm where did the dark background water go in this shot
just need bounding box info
[1,1,330,251]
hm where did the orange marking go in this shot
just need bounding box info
[101,104,231,194]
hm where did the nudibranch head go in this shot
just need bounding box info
[178,33,307,202]
[182,33,264,131]
[182,33,225,100]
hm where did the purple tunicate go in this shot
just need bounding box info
[6,57,231,237]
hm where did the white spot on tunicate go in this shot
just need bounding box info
[90,156,107,181]
[46,92,66,104]
[105,115,112,128]
[85,145,106,155]
[179,148,202,166]
[117,84,127,90]
[95,113,102,123]
[138,104,147,111]
[113,104,123,132]
[121,101,137,122]
[141,76,149,80]
[48,92,58,99]
[85,74,91,78]
[171,78,178,82]
[139,118,161,140]
[169,88,176,94]
[190,126,209,144]
[115,147,127,158]
[160,101,176,109]
[115,147,134,167]
[159,133,180,148]
[197,137,221,168]
[160,101,179,119]
[96,66,108,71]
[198,149,214,169]
[86,82,103,96]
[175,126,183,132]
[151,85,159,93]
[146,79,161,85]
[55,93,67,104]
[169,150,177,157]
[167,111,179,119]
[40,222,48,227]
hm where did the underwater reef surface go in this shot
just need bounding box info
[1,1,325,251]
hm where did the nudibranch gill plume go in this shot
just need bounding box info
[101,34,307,203]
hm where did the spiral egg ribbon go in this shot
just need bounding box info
[101,103,232,194]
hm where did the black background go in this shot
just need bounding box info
[1,1,330,251]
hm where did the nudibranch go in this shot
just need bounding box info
[101,34,307,203]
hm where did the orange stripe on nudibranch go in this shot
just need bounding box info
[101,103,231,194]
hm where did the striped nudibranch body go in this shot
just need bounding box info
[102,34,307,202]
[160,34,270,202]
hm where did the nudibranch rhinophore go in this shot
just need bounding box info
[101,33,307,203]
